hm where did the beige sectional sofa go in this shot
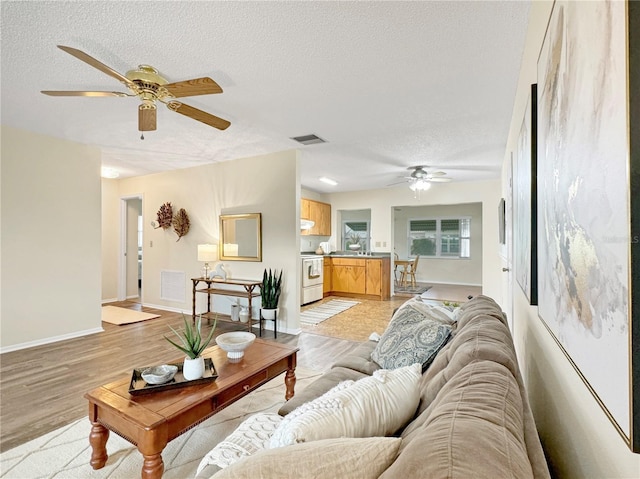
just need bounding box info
[198,295,551,479]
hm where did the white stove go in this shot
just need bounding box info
[301,255,324,305]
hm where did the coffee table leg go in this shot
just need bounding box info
[142,453,164,479]
[284,367,296,400]
[89,421,109,469]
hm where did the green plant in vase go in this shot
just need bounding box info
[348,232,362,250]
[165,313,216,380]
[261,268,283,320]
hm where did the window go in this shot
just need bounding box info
[408,217,470,258]
[342,221,370,251]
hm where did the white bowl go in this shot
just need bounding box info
[348,244,361,250]
[141,364,178,384]
[216,332,256,359]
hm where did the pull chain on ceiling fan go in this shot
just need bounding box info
[41,45,230,133]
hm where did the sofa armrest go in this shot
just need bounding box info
[332,340,381,375]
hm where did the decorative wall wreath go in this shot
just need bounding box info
[172,208,190,241]
[155,202,173,230]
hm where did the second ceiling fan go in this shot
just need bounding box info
[41,45,230,133]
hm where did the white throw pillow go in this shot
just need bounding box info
[269,363,421,448]
[196,413,283,474]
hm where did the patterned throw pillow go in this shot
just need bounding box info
[196,413,283,474]
[371,304,452,371]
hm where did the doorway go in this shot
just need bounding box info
[119,196,143,303]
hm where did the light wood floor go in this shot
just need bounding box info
[0,283,480,452]
[0,303,360,452]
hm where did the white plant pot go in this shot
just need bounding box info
[262,308,278,320]
[230,304,240,321]
[183,356,205,380]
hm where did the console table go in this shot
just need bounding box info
[191,277,261,332]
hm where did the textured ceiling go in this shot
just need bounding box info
[1,1,529,193]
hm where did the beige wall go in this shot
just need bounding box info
[101,179,119,302]
[326,180,502,302]
[503,1,640,476]
[393,202,482,285]
[105,150,301,333]
[1,126,102,350]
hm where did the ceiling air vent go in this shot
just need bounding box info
[290,134,326,145]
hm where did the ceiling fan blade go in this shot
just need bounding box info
[164,77,223,98]
[138,106,157,131]
[386,180,409,186]
[430,171,447,176]
[57,45,136,88]
[166,101,230,130]
[41,90,131,97]
[428,177,452,183]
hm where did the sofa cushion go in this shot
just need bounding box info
[270,363,421,448]
[210,437,401,479]
[371,301,452,371]
[195,413,282,475]
[278,366,369,416]
[380,360,534,479]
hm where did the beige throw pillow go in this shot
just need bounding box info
[211,437,402,479]
[269,363,421,448]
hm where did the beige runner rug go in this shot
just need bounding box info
[101,305,160,325]
[0,367,322,478]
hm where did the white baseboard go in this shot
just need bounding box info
[0,327,104,354]
[142,302,191,314]
[101,298,118,304]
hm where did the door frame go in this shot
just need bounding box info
[118,194,144,301]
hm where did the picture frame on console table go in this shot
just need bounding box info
[536,0,639,451]
[513,84,538,305]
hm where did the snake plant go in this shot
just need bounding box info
[165,313,216,359]
[261,268,283,309]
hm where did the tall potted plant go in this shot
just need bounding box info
[165,314,216,380]
[261,268,283,320]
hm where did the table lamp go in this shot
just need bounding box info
[197,244,217,279]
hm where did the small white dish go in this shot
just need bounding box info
[142,364,178,384]
[216,332,256,360]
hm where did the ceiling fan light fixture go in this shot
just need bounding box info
[409,179,431,192]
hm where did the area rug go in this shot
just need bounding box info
[300,299,360,325]
[101,305,160,325]
[394,284,432,296]
[0,367,322,479]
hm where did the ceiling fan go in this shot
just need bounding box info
[41,45,230,133]
[389,165,452,191]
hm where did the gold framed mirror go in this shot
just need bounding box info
[219,213,262,262]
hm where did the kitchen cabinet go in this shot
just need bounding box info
[365,258,391,300]
[301,198,331,236]
[325,256,390,300]
[323,257,332,294]
[331,258,366,294]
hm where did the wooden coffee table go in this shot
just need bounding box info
[84,339,298,479]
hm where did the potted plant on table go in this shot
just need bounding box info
[165,314,216,380]
[261,268,283,320]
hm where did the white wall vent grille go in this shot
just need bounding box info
[160,270,186,303]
